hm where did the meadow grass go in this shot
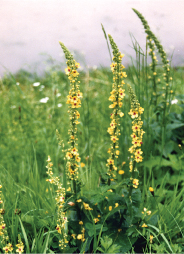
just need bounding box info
[0,8,184,253]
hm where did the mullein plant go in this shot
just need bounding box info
[132,8,173,127]
[46,156,68,250]
[59,42,82,194]
[0,185,13,253]
[0,186,24,254]
[128,84,144,197]
[106,34,126,184]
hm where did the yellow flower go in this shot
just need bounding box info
[109,102,117,108]
[93,218,99,223]
[79,221,83,225]
[115,203,119,208]
[121,72,127,78]
[139,107,144,114]
[109,206,112,211]
[111,135,118,143]
[119,88,125,98]
[71,70,79,77]
[129,109,138,119]
[47,156,51,162]
[119,112,124,117]
[75,62,80,68]
[80,162,85,167]
[133,179,139,188]
[149,187,154,192]
[83,202,92,210]
[65,67,71,75]
[16,244,24,254]
[76,199,82,202]
[56,224,61,234]
[132,124,141,132]
[77,234,83,240]
[71,147,78,155]
[107,158,114,165]
[76,156,81,162]
[141,223,148,228]
[150,235,153,243]
[116,150,120,155]
[135,154,143,163]
[3,246,9,253]
[118,170,124,175]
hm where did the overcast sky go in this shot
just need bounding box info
[1,0,184,75]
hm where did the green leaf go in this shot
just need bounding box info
[18,217,30,253]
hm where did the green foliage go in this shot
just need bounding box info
[0,8,184,254]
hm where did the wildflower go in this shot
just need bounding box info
[77,234,82,240]
[46,156,67,247]
[76,199,82,203]
[128,85,144,188]
[39,85,45,91]
[93,218,99,223]
[57,103,62,107]
[65,67,71,75]
[115,203,119,208]
[133,179,139,188]
[150,235,153,243]
[40,97,49,103]
[83,202,93,210]
[16,235,24,254]
[3,243,13,253]
[109,206,112,211]
[107,158,114,165]
[71,234,76,239]
[171,99,178,105]
[60,42,83,187]
[56,224,61,234]
[79,221,83,225]
[80,162,85,167]
[118,170,124,175]
[33,82,40,87]
[149,187,154,196]
[141,223,148,228]
[106,35,126,182]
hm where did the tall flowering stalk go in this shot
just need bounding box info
[46,156,68,250]
[128,85,144,194]
[0,185,14,253]
[59,42,82,194]
[132,8,173,128]
[106,35,126,184]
